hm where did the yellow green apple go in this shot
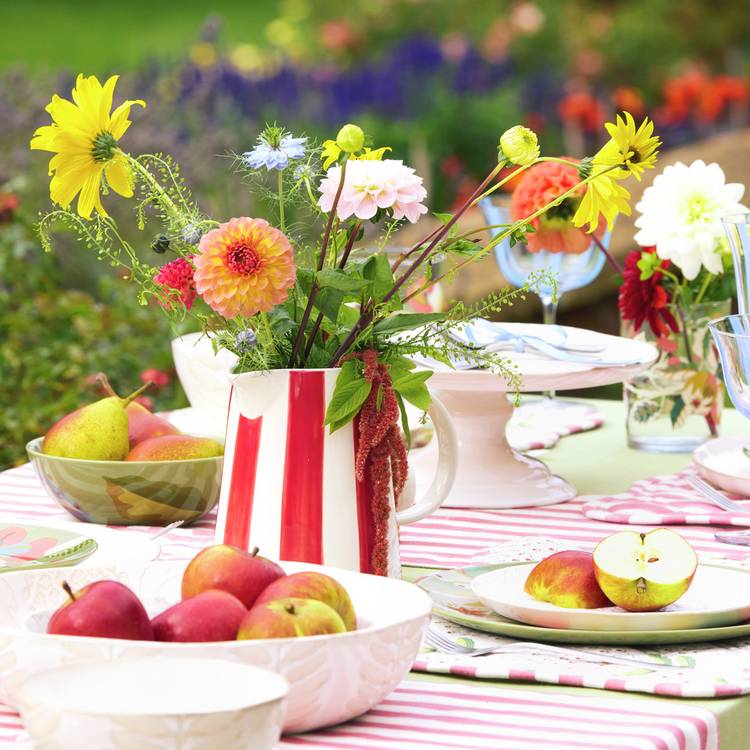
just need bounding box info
[524,550,612,608]
[593,528,697,612]
[253,571,357,630]
[237,597,346,639]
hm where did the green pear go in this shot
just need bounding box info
[42,383,151,461]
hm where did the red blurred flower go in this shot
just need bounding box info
[440,155,464,179]
[133,395,155,411]
[658,70,708,125]
[619,248,678,336]
[319,19,360,54]
[154,256,197,310]
[558,91,606,133]
[140,369,171,388]
[0,193,20,225]
[698,75,749,122]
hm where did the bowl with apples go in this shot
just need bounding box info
[471,529,750,631]
[27,378,224,526]
[0,543,431,734]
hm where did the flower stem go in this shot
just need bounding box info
[289,160,348,367]
[123,153,179,218]
[278,170,285,232]
[695,273,714,305]
[589,231,623,274]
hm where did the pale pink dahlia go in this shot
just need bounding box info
[318,159,428,223]
[193,217,296,319]
[154,257,197,310]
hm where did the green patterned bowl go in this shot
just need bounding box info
[26,438,223,527]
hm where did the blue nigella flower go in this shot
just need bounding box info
[242,128,307,171]
[234,329,257,354]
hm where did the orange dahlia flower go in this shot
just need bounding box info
[511,160,604,254]
[194,217,295,318]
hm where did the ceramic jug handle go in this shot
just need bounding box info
[396,393,458,525]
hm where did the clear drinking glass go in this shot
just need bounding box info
[723,213,750,315]
[479,200,612,326]
[710,314,750,421]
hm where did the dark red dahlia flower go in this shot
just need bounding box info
[619,248,678,337]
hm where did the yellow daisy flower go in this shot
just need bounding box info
[573,111,659,232]
[594,111,660,181]
[30,74,145,219]
[573,170,632,232]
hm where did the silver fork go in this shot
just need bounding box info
[686,475,749,513]
[424,627,685,670]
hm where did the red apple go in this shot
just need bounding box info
[254,572,357,630]
[524,551,612,609]
[152,590,246,642]
[238,597,346,640]
[181,545,285,609]
[47,580,153,640]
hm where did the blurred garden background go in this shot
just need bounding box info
[2,0,750,468]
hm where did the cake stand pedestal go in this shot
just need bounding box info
[410,326,657,509]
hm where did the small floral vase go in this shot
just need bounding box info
[623,299,731,452]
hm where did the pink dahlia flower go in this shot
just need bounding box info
[193,217,295,319]
[318,159,428,223]
[154,256,197,310]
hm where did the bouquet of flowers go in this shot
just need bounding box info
[620,159,745,438]
[30,75,658,566]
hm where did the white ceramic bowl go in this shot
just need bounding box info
[0,560,430,733]
[18,657,287,750]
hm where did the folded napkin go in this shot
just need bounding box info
[583,470,750,527]
[452,320,644,368]
[414,617,750,698]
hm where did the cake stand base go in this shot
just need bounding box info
[411,387,576,509]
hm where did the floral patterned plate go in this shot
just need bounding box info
[417,562,750,645]
[0,522,97,573]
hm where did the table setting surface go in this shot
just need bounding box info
[1,398,750,749]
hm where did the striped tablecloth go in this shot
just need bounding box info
[0,679,718,750]
[0,461,731,749]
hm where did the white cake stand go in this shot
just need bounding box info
[410,325,657,509]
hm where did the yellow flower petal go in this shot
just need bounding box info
[105,158,134,197]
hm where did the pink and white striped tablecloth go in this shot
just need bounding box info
[0,679,718,750]
[0,462,731,749]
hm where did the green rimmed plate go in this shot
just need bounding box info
[0,522,97,573]
[417,562,750,645]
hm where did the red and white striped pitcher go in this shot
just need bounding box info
[214,368,457,576]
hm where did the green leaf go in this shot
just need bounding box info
[392,370,433,412]
[296,269,314,296]
[363,254,400,310]
[315,287,346,323]
[669,396,685,427]
[324,361,372,432]
[399,383,432,411]
[433,212,453,225]
[395,391,411,448]
[372,312,445,335]
[316,268,369,292]
[391,369,433,391]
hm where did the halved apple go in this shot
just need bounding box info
[593,529,697,612]
[524,550,612,609]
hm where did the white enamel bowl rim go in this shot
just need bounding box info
[19,657,288,717]
[470,562,750,631]
[0,559,431,649]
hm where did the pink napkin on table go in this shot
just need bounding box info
[582,468,750,527]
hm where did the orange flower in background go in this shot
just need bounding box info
[558,91,606,133]
[613,87,645,119]
[194,217,296,319]
[511,160,601,253]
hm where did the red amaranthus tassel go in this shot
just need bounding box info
[349,350,408,576]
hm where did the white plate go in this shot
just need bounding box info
[694,436,750,497]
[471,563,750,631]
[0,560,429,734]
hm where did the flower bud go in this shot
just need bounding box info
[336,124,365,154]
[151,234,170,254]
[498,125,540,166]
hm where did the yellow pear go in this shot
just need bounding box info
[42,383,151,461]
